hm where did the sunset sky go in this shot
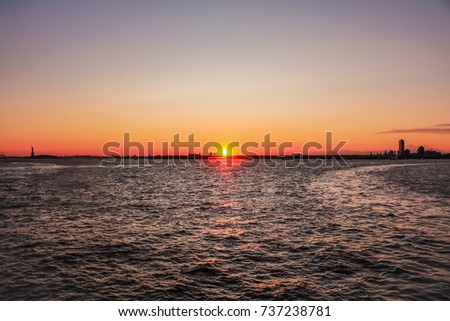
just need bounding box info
[1,0,449,156]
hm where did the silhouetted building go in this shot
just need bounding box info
[404,149,411,158]
[398,139,405,158]
[417,146,425,158]
[30,146,35,158]
[425,150,442,158]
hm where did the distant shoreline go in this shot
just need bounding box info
[1,154,450,160]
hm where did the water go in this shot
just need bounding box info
[0,158,449,300]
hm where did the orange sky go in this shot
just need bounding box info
[1,1,449,156]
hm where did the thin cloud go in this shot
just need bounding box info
[377,128,450,134]
[435,124,450,127]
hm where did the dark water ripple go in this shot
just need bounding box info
[0,159,449,300]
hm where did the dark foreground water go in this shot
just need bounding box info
[0,158,449,300]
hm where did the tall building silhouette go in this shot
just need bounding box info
[30,146,35,157]
[398,139,405,158]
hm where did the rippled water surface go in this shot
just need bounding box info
[0,158,449,300]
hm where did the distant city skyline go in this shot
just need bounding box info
[1,1,450,156]
[7,136,448,158]
[0,134,448,157]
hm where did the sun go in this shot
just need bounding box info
[222,148,228,156]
